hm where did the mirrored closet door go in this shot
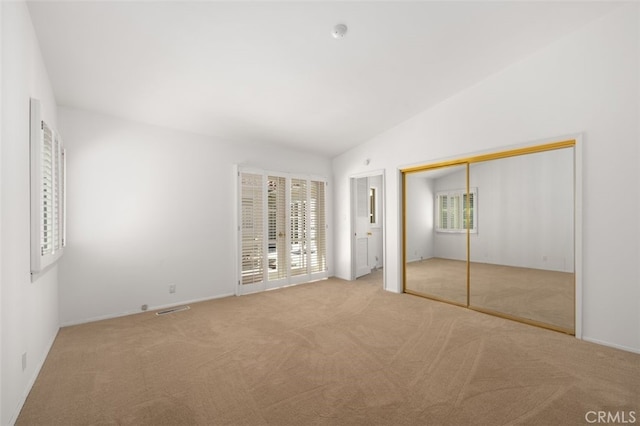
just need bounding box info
[402,140,576,334]
[404,164,468,306]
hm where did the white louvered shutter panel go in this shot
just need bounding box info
[52,133,62,251]
[290,178,307,277]
[438,194,448,230]
[451,194,461,230]
[464,192,473,231]
[30,98,66,274]
[241,172,264,285]
[310,180,326,273]
[59,147,66,248]
[41,123,54,256]
[268,176,287,281]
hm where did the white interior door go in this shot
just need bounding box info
[354,177,371,278]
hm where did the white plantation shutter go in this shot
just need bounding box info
[438,194,448,230]
[240,172,265,285]
[463,192,474,231]
[53,133,63,251]
[268,176,287,281]
[290,178,308,277]
[41,124,54,255]
[451,194,461,229]
[31,98,66,274]
[436,188,477,233]
[238,169,328,293]
[310,180,326,274]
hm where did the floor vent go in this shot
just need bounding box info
[156,305,190,316]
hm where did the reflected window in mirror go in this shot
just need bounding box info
[436,188,477,233]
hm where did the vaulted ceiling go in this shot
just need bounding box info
[27,1,619,157]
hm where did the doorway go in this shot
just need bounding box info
[350,172,385,287]
[238,169,328,295]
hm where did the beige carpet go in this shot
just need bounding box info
[18,271,639,425]
[406,258,574,332]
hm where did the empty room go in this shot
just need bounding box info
[2,1,639,425]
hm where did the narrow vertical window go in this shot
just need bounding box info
[30,98,66,274]
[369,187,376,224]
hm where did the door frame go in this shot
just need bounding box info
[349,169,386,289]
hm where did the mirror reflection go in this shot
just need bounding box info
[405,164,468,305]
[468,148,574,332]
[403,144,575,334]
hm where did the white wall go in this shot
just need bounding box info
[58,107,332,326]
[0,3,4,422]
[333,5,640,353]
[405,174,434,263]
[1,2,60,424]
[468,149,574,272]
[0,3,4,423]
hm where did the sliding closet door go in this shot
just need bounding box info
[239,170,327,294]
[468,148,575,333]
[404,164,468,306]
[402,140,577,335]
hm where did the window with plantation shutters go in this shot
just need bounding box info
[30,98,66,275]
[238,169,328,294]
[436,188,477,233]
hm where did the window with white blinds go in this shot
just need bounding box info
[238,170,327,293]
[436,188,477,233]
[30,98,66,274]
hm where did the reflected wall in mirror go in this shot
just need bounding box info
[468,148,574,332]
[404,164,468,305]
[402,140,576,335]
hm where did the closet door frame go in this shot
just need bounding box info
[400,137,582,336]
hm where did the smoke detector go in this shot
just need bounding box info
[332,24,348,39]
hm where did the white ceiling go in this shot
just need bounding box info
[27,1,619,158]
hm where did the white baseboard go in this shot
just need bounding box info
[60,293,236,327]
[582,336,640,355]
